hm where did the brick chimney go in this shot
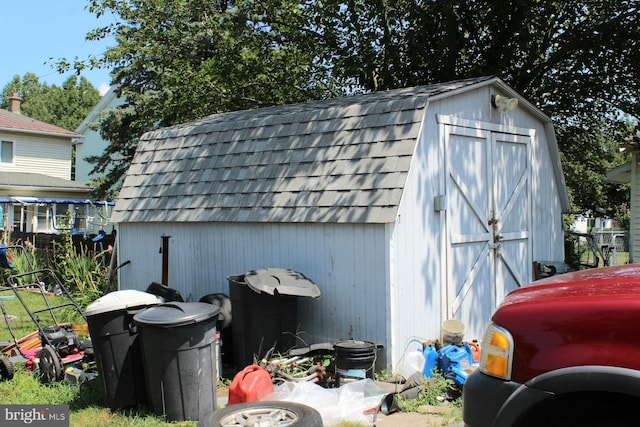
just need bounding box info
[8,92,21,114]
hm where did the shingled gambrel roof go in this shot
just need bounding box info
[112,76,495,224]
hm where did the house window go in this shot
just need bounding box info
[36,205,51,233]
[1,140,14,163]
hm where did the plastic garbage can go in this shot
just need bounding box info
[228,268,321,369]
[84,289,161,409]
[133,302,220,422]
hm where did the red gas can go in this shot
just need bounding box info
[228,365,274,405]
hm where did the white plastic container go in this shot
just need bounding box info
[400,349,426,379]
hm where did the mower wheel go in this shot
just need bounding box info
[0,357,14,381]
[39,345,63,383]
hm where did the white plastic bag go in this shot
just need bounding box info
[261,379,388,426]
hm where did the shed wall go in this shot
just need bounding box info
[388,85,565,364]
[117,221,393,361]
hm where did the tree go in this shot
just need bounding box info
[303,0,638,214]
[74,0,638,214]
[76,0,339,198]
[1,74,100,131]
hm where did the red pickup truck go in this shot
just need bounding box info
[462,264,640,427]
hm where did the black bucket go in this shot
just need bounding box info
[334,340,376,386]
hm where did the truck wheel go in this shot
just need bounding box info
[517,393,637,427]
[198,401,323,427]
[0,357,14,381]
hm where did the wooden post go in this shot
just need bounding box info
[161,235,171,286]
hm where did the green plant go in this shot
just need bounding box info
[374,368,391,382]
[0,240,42,283]
[0,289,86,342]
[52,232,109,310]
[397,371,457,412]
[0,366,198,427]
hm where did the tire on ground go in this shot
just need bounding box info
[198,401,323,427]
[0,357,14,381]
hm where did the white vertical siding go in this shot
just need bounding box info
[117,222,392,360]
[388,115,443,369]
[387,86,566,366]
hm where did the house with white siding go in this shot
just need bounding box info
[0,93,110,234]
[606,130,640,263]
[74,86,124,185]
[111,76,570,370]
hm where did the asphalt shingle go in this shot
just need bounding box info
[112,77,493,224]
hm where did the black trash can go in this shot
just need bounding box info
[133,302,220,422]
[84,290,161,409]
[228,268,321,369]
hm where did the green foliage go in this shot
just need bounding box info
[0,366,78,405]
[74,0,346,199]
[613,203,631,231]
[0,367,198,427]
[58,0,638,215]
[51,232,109,310]
[1,74,100,131]
[563,232,583,271]
[397,371,457,411]
[0,241,41,284]
[374,368,391,382]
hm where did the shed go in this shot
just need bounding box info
[111,76,570,369]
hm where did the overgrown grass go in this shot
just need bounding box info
[0,289,86,343]
[1,233,110,312]
[0,367,198,427]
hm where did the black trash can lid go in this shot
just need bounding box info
[132,302,219,327]
[243,268,321,298]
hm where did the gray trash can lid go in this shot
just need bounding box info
[244,268,321,298]
[132,302,219,327]
[84,289,161,317]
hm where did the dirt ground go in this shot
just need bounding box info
[375,411,464,427]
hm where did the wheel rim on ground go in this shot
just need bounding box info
[199,401,323,427]
[219,406,298,426]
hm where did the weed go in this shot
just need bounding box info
[52,233,109,310]
[397,371,458,412]
[374,368,391,381]
[0,366,198,427]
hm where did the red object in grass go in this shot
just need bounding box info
[228,364,274,405]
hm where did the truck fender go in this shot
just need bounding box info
[494,365,640,426]
[526,365,640,397]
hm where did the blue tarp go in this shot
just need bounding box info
[0,199,114,206]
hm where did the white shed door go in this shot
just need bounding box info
[443,122,531,338]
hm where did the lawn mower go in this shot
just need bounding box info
[0,244,94,383]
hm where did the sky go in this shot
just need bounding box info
[0,1,116,96]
